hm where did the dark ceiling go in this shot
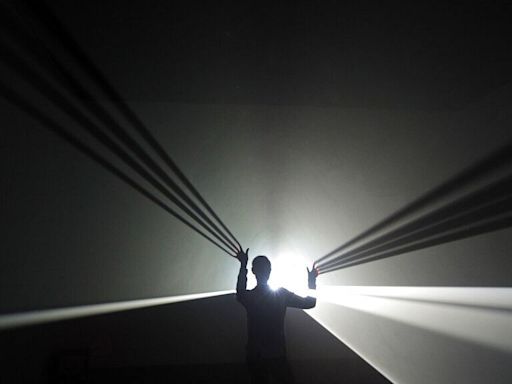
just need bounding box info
[49,0,512,109]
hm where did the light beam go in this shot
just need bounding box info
[0,290,234,330]
[312,285,512,352]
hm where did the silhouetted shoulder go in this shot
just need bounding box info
[278,288,317,309]
[275,287,293,297]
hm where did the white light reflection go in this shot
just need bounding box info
[0,290,234,330]
[268,251,310,296]
[314,285,512,352]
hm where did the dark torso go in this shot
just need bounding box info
[240,286,290,358]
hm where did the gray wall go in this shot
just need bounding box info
[2,87,512,382]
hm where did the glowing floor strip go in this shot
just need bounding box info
[318,285,512,310]
[303,310,396,384]
[0,290,234,330]
[313,285,512,352]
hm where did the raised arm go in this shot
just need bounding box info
[236,248,249,302]
[285,264,319,309]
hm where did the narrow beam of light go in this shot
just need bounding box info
[0,290,234,330]
[313,285,512,352]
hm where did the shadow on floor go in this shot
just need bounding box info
[1,294,390,383]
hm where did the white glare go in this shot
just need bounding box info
[268,251,310,296]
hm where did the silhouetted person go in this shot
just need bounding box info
[236,248,318,384]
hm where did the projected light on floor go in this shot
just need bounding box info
[0,290,234,330]
[310,285,512,352]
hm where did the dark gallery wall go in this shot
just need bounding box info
[1,1,512,383]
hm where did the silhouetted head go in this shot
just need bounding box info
[252,256,271,285]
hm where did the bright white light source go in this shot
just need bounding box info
[268,251,310,296]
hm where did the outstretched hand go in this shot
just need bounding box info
[236,248,249,268]
[307,264,319,289]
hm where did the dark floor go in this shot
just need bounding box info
[0,294,391,383]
